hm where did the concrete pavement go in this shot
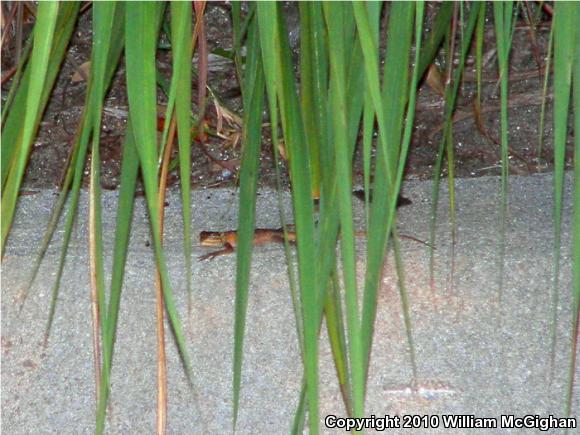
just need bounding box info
[1,173,578,434]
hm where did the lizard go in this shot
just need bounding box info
[198,192,431,261]
[198,227,431,261]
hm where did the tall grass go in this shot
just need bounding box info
[1,2,577,433]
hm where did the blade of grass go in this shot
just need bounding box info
[16,117,83,310]
[306,8,368,424]
[299,2,324,199]
[124,1,193,384]
[22,2,125,343]
[231,15,264,430]
[126,5,175,428]
[1,2,79,188]
[259,0,303,353]
[391,227,418,378]
[428,3,482,293]
[45,110,95,345]
[89,139,105,406]
[255,6,307,429]
[231,1,244,99]
[193,1,208,122]
[323,2,364,418]
[315,1,365,308]
[86,2,118,410]
[95,120,140,435]
[549,1,576,386]
[155,107,179,435]
[417,2,453,81]
[291,378,307,435]
[360,2,382,226]
[1,1,59,253]
[324,271,353,416]
[169,1,194,316]
[385,1,425,383]
[353,1,414,378]
[325,2,377,416]
[1,32,33,125]
[43,7,131,343]
[257,4,319,432]
[443,4,468,295]
[568,6,580,418]
[493,1,515,302]
[537,23,554,162]
[474,2,486,132]
[444,122,457,295]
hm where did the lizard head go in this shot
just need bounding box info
[199,231,226,247]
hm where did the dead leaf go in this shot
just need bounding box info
[426,63,446,97]
[277,140,288,161]
[71,61,91,82]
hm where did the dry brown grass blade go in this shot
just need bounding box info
[194,2,207,118]
[522,1,544,75]
[1,65,17,84]
[155,111,178,434]
[89,215,102,405]
[1,3,19,48]
[447,2,459,86]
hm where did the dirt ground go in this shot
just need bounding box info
[1,2,573,193]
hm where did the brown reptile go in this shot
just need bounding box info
[199,192,431,261]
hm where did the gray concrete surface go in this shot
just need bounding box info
[1,173,578,434]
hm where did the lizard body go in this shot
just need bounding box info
[199,228,430,261]
[199,228,295,260]
[198,193,428,260]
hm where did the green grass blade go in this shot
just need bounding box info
[493,1,515,301]
[307,3,374,420]
[417,2,453,80]
[169,1,194,314]
[549,1,577,393]
[568,7,580,417]
[324,272,353,416]
[391,228,418,378]
[96,119,140,435]
[231,17,264,430]
[323,2,364,418]
[550,0,575,368]
[1,1,59,253]
[1,32,33,125]
[299,2,325,199]
[315,2,367,304]
[85,2,122,432]
[474,2,486,129]
[360,2,381,225]
[231,1,244,96]
[353,1,414,376]
[389,1,425,383]
[124,1,192,381]
[291,378,308,435]
[255,8,307,429]
[89,0,117,339]
[20,1,125,332]
[1,2,79,189]
[257,3,319,432]
[87,2,117,418]
[43,7,128,336]
[45,115,95,343]
[428,3,482,291]
[16,122,82,310]
[445,124,457,294]
[256,0,303,349]
[538,23,554,161]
